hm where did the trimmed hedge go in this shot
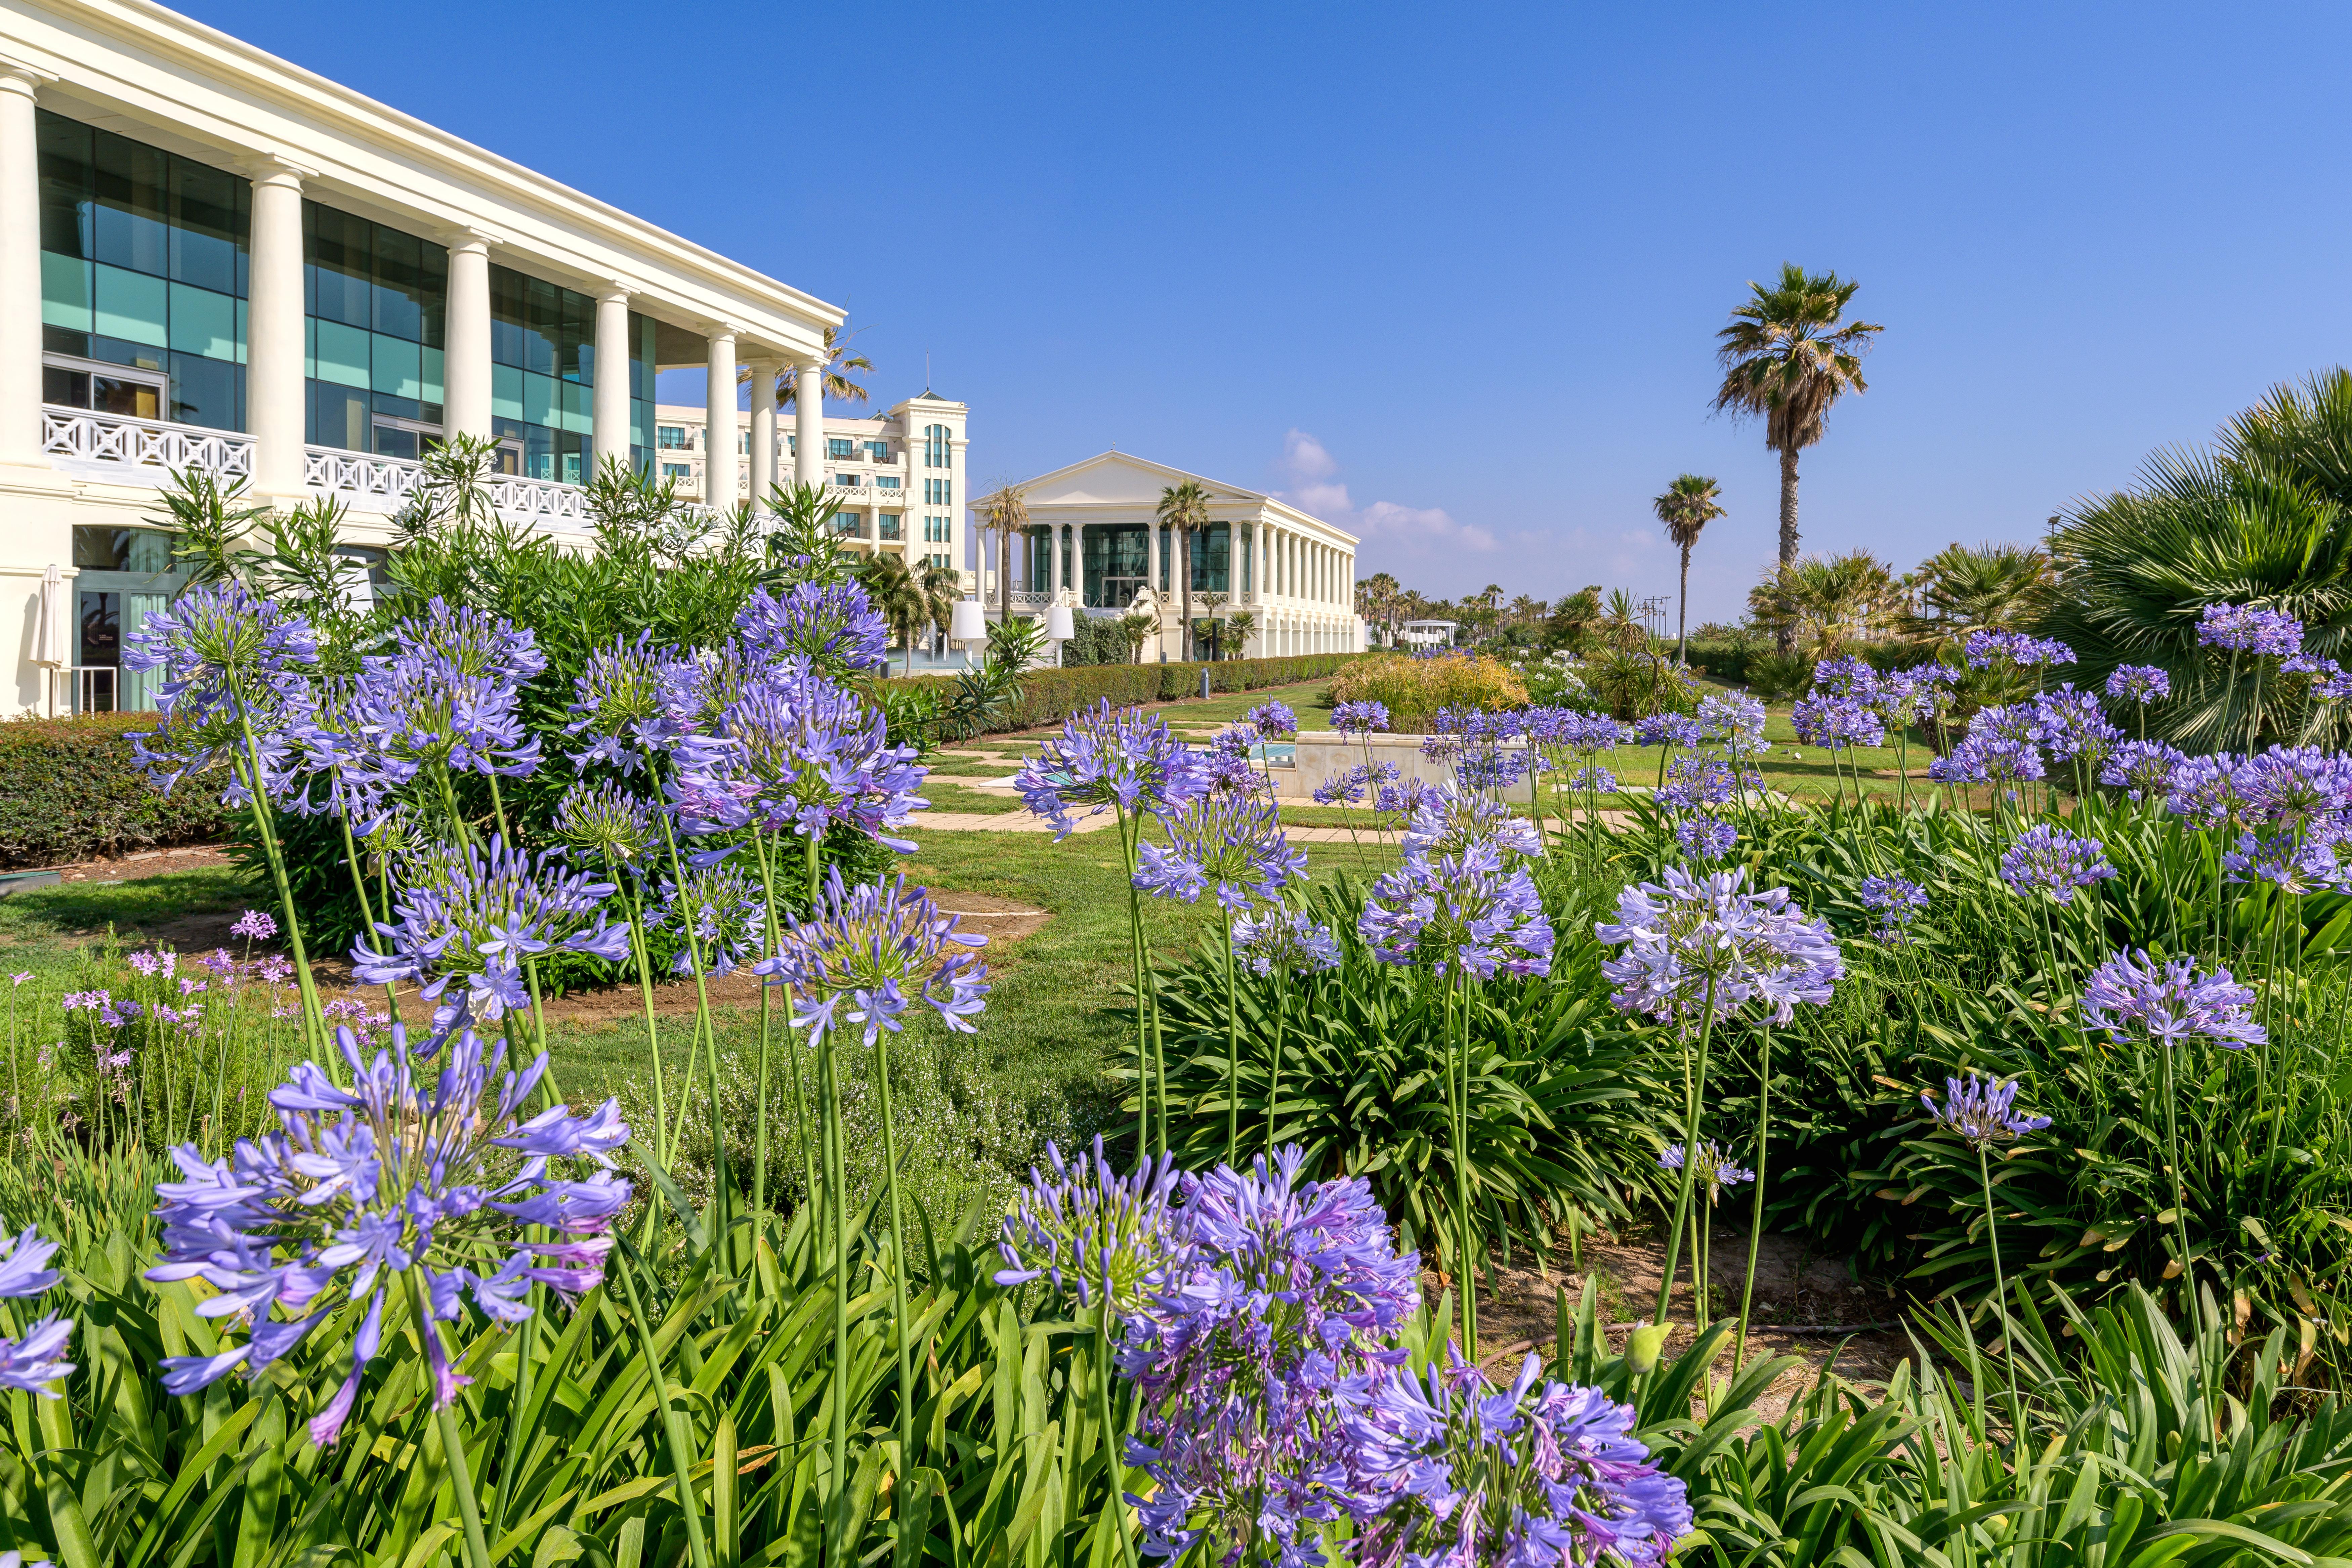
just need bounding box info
[880,652,1366,735]
[0,713,229,867]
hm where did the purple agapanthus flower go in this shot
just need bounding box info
[1332,700,1391,734]
[1998,825,2118,904]
[352,835,631,1033]
[2196,602,2304,659]
[736,580,890,674]
[1360,840,1553,979]
[1013,700,1212,840]
[1400,784,1545,862]
[1119,1147,1420,1568]
[564,631,687,774]
[1927,733,2045,787]
[1923,1071,2051,1150]
[1812,655,1881,697]
[1244,701,1299,740]
[1632,713,1703,748]
[146,1024,628,1447]
[1595,866,1841,1025]
[1231,904,1343,977]
[342,601,545,784]
[2166,753,2246,828]
[2233,745,2352,829]
[1658,1140,1755,1201]
[756,869,989,1047]
[994,1135,1181,1313]
[2082,950,2264,1050]
[1790,693,1885,751]
[1313,768,1369,807]
[1557,711,1631,755]
[1568,765,1618,794]
[2221,827,2341,893]
[1674,815,1737,862]
[0,1226,77,1399]
[1656,753,1758,813]
[670,664,928,850]
[1695,692,1769,752]
[1858,874,1928,941]
[2101,740,2186,803]
[2105,665,2172,705]
[122,579,322,805]
[2031,684,2122,764]
[1135,790,1305,911]
[1345,1351,1691,1568]
[1377,777,1449,817]
[647,861,765,977]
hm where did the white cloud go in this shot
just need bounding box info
[1271,430,1495,567]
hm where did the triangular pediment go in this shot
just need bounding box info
[1016,452,1265,509]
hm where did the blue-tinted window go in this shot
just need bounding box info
[303,201,447,451]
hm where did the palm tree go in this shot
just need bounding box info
[1910,540,2053,634]
[1747,550,1903,656]
[1225,609,1259,657]
[1155,481,1210,661]
[1355,571,1402,645]
[1651,473,1725,663]
[1118,611,1159,665]
[859,553,961,675]
[1712,264,1883,577]
[767,322,875,410]
[977,480,1028,627]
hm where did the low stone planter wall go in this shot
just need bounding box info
[1292,731,1538,804]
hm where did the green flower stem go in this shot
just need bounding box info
[1453,971,1478,1361]
[871,1021,914,1464]
[1263,975,1285,1155]
[336,811,401,1023]
[1651,972,1721,1328]
[1093,1301,1142,1568]
[653,805,729,1237]
[1975,1143,2028,1451]
[750,827,820,1221]
[1732,1027,1773,1374]
[610,1250,715,1568]
[234,719,326,1062]
[601,847,672,1173]
[407,1271,496,1568]
[1221,904,1241,1166]
[821,1032,851,1517]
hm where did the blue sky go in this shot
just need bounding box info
[183,0,2352,623]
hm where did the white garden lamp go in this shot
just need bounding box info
[1044,603,1076,669]
[33,564,68,716]
[950,598,986,668]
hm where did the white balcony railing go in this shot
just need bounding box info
[304,447,422,507]
[43,406,253,477]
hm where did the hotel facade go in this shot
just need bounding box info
[1001,452,1363,660]
[0,0,849,714]
[650,393,969,580]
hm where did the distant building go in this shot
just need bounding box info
[991,452,1362,660]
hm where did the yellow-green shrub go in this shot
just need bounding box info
[1326,653,1528,730]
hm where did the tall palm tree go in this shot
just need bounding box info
[1651,473,1725,663]
[767,322,875,409]
[978,480,1028,627]
[1712,264,1883,576]
[1156,480,1210,661]
[860,553,964,674]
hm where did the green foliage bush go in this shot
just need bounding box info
[0,714,229,867]
[1324,652,1528,730]
[879,652,1362,734]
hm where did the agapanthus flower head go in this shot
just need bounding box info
[1858,874,1928,939]
[564,631,687,774]
[1312,767,1368,807]
[994,1135,1180,1313]
[146,1023,629,1446]
[1964,629,2073,671]
[552,779,660,866]
[2234,744,2352,829]
[1568,765,1618,793]
[1927,733,2045,787]
[1658,1140,1755,1202]
[1923,1071,2050,1150]
[1882,663,1957,725]
[1812,655,1882,699]
[1695,691,1768,751]
[229,909,279,942]
[1998,824,2118,905]
[756,868,989,1047]
[2101,739,2186,803]
[2105,664,2172,705]
[352,835,630,1033]
[1360,839,1553,979]
[670,664,928,849]
[2031,684,2122,763]
[1656,752,1757,813]
[2221,827,2343,894]
[2196,601,2304,659]
[1135,790,1305,911]
[1013,699,1211,840]
[1332,700,1390,734]
[1231,903,1343,977]
[1596,866,1842,1025]
[343,604,543,783]
[0,1229,75,1402]
[1244,701,1299,740]
[123,579,322,804]
[1674,815,1737,862]
[648,860,764,977]
[1556,711,1631,755]
[1345,1351,1691,1568]
[735,580,890,674]
[1118,1146,1420,1567]
[2082,949,2264,1051]
[1377,777,1449,817]
[2166,752,2246,828]
[1790,693,1885,751]
[1632,713,1703,748]
[1400,784,1545,863]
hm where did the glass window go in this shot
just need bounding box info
[876,474,900,489]
[827,437,855,459]
[484,263,604,480]
[662,463,690,482]
[866,440,890,461]
[834,473,858,487]
[302,202,447,451]
[658,425,686,450]
[91,131,167,277]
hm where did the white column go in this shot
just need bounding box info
[704,328,737,508]
[1045,522,1060,597]
[794,361,823,486]
[245,156,310,499]
[443,232,492,440]
[0,63,49,466]
[746,358,779,507]
[592,286,633,474]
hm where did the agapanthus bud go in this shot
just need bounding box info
[1922,1071,2049,1150]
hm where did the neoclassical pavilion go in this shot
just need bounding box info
[995,452,1362,659]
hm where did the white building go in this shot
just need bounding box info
[999,452,1362,660]
[652,391,968,578]
[0,0,853,714]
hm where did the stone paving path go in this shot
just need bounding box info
[918,808,1632,841]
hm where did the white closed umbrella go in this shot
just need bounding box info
[32,564,68,716]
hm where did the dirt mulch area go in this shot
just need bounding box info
[1451,1220,1912,1427]
[41,845,235,885]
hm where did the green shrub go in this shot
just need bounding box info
[879,652,1364,734]
[0,714,229,867]
[1325,652,1528,730]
